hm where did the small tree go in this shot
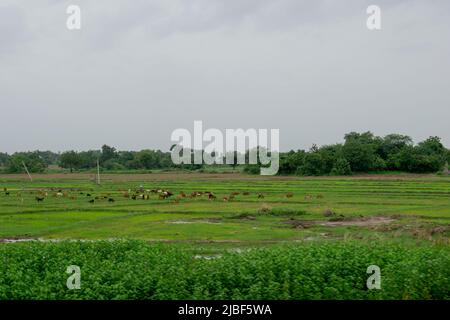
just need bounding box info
[100,145,117,164]
[60,151,82,173]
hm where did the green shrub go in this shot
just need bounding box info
[0,241,448,300]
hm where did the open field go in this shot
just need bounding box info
[0,173,449,299]
[0,173,449,243]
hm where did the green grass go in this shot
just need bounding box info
[0,174,449,242]
[0,174,449,300]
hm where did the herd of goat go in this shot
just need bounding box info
[2,187,298,204]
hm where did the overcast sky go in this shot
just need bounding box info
[0,0,449,153]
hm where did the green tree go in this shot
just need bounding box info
[416,136,446,157]
[0,152,9,167]
[342,141,376,172]
[35,151,60,166]
[137,150,161,169]
[7,152,47,173]
[59,151,83,173]
[330,157,352,176]
[317,144,343,174]
[391,144,444,173]
[279,150,305,174]
[297,152,324,176]
[78,150,101,169]
[100,145,117,164]
[380,134,413,160]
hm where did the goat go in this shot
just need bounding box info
[208,193,217,200]
[191,192,202,197]
[163,191,174,198]
[159,191,173,200]
[35,196,45,202]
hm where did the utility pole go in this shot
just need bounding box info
[97,159,101,185]
[22,161,33,182]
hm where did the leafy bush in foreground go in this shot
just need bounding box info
[0,241,448,300]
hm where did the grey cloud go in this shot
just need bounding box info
[0,5,33,54]
[0,0,449,153]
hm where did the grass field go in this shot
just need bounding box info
[0,173,449,299]
[1,173,449,243]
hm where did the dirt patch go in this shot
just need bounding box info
[430,225,450,235]
[318,216,396,227]
[285,216,396,229]
[373,222,450,240]
[285,219,315,229]
[0,172,438,182]
[168,219,222,225]
[169,221,193,224]
[229,213,257,220]
[0,236,36,243]
[0,172,269,182]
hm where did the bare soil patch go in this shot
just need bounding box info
[285,216,396,229]
[0,172,439,182]
[168,219,222,225]
[229,213,257,220]
[318,216,396,227]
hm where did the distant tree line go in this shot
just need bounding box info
[0,132,449,175]
[0,151,58,173]
[272,132,450,176]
